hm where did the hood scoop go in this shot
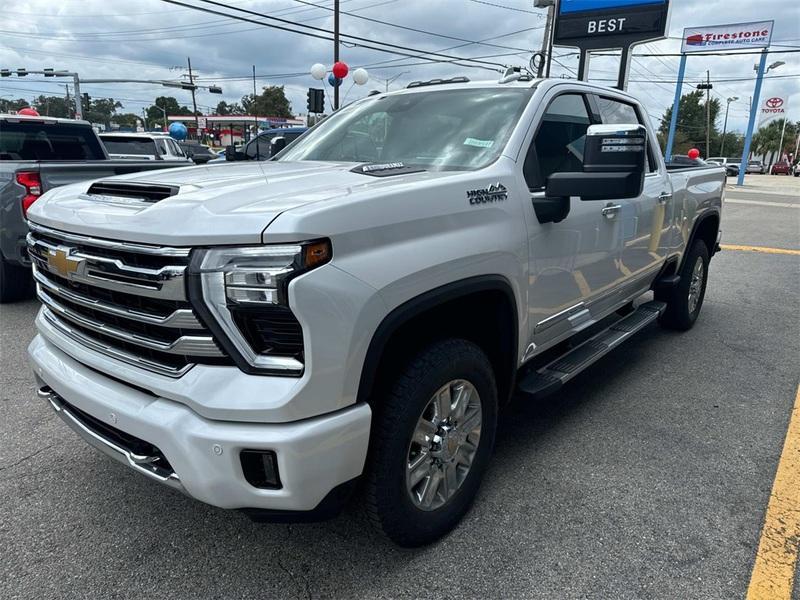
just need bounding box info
[85,181,179,204]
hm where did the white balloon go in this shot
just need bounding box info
[310,63,326,80]
[352,68,369,85]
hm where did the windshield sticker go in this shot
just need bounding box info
[464,137,494,148]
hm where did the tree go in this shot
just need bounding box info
[111,113,141,129]
[240,86,292,118]
[751,119,799,165]
[84,98,122,127]
[32,95,72,118]
[658,90,721,157]
[146,96,191,124]
[0,97,29,113]
[215,100,244,115]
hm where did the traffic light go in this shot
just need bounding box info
[306,88,324,114]
[82,93,90,108]
[208,85,222,94]
[16,68,27,77]
[0,69,10,77]
[44,68,54,77]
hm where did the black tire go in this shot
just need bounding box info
[0,258,35,303]
[365,339,498,547]
[656,240,709,331]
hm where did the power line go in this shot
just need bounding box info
[158,0,505,71]
[467,0,539,14]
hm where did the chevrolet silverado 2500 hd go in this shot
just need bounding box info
[26,78,725,547]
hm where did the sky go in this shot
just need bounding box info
[1,0,798,136]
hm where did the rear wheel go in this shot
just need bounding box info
[657,240,709,331]
[365,339,498,547]
[0,258,34,303]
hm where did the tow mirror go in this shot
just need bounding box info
[270,136,287,157]
[225,144,236,161]
[545,124,646,202]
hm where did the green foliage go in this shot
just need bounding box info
[0,97,29,113]
[84,98,122,126]
[658,90,721,157]
[110,113,141,129]
[240,86,292,118]
[214,100,244,115]
[751,119,799,162]
[146,96,191,124]
[32,95,72,118]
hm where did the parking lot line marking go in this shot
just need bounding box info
[720,244,800,256]
[746,385,800,600]
[725,199,799,209]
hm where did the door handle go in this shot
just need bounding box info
[658,192,672,204]
[601,203,622,218]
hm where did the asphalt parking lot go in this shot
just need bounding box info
[1,175,798,600]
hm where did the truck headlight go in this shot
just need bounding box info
[189,240,331,375]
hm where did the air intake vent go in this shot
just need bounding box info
[87,181,178,203]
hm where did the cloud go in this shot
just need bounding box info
[1,0,797,134]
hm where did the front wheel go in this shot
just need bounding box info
[657,240,710,331]
[365,339,498,547]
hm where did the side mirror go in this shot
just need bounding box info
[225,144,236,161]
[545,124,646,202]
[270,136,287,157]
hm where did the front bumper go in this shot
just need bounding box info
[29,334,372,512]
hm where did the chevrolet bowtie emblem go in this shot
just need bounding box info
[47,248,82,278]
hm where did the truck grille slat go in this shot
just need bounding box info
[29,226,232,377]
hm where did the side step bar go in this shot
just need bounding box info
[517,300,666,400]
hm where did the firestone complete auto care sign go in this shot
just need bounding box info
[758,96,789,127]
[681,20,774,53]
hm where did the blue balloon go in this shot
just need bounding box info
[327,73,342,87]
[168,122,188,140]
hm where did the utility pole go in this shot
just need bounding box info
[187,57,199,139]
[536,1,555,78]
[64,84,70,118]
[334,0,340,111]
[253,65,261,160]
[696,71,713,158]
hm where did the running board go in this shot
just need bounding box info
[517,300,666,400]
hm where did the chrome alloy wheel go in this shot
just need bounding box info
[687,256,705,314]
[405,379,482,511]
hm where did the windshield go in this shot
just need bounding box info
[101,137,157,156]
[277,87,532,171]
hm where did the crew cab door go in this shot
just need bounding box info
[591,94,671,282]
[520,91,625,348]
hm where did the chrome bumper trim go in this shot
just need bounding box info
[38,385,184,491]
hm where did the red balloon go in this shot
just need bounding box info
[687,148,700,160]
[332,61,349,79]
[17,107,40,116]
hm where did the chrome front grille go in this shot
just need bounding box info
[27,223,230,377]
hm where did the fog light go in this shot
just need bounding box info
[240,449,281,489]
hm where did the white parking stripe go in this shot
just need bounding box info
[725,199,799,209]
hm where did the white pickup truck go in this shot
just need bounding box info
[26,77,724,547]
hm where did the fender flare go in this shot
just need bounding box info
[356,275,519,405]
[681,209,721,270]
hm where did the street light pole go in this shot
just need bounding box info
[187,57,200,139]
[720,96,738,156]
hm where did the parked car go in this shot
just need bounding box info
[99,132,192,162]
[770,161,791,175]
[26,78,725,547]
[746,160,765,174]
[208,127,308,163]
[706,157,740,177]
[178,141,218,165]
[0,114,193,302]
[793,162,800,177]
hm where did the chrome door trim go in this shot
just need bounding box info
[534,302,586,334]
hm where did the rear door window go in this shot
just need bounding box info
[101,137,157,157]
[0,121,106,161]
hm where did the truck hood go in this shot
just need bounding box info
[27,161,457,246]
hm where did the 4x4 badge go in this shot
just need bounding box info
[467,183,508,205]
